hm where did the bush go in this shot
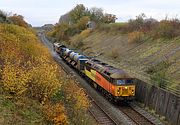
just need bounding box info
[43,103,68,125]
[0,10,11,23]
[77,16,90,31]
[2,61,30,95]
[128,31,144,43]
[48,23,81,42]
[108,47,119,59]
[141,18,158,32]
[128,13,145,31]
[151,19,180,39]
[80,29,91,37]
[8,14,29,28]
[27,59,60,103]
[54,78,91,125]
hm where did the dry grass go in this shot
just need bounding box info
[108,47,119,59]
[128,31,144,43]
[70,29,92,48]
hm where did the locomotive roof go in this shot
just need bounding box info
[89,59,132,79]
[110,69,131,79]
[54,42,61,47]
[54,43,66,48]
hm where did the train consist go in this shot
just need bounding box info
[53,43,135,102]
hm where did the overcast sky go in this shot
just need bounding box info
[0,0,179,26]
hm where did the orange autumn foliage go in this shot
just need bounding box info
[0,24,68,124]
[0,23,91,124]
[8,14,29,28]
[43,103,68,125]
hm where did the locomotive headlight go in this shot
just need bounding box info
[117,88,120,94]
[132,90,134,94]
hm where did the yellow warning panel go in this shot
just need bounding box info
[84,69,96,81]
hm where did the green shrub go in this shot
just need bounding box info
[0,10,11,23]
[128,13,145,31]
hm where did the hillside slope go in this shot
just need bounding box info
[0,24,66,124]
[79,31,180,94]
[0,24,94,124]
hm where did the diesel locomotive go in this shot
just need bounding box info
[53,43,135,102]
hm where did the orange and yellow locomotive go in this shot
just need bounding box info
[84,59,135,101]
[53,43,135,102]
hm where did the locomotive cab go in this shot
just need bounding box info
[113,79,135,98]
[53,43,66,56]
[108,72,135,101]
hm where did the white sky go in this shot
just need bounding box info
[0,0,179,26]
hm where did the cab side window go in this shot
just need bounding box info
[104,70,110,76]
[85,62,91,71]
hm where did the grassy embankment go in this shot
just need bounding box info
[0,24,95,125]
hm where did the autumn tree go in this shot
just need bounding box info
[89,7,104,23]
[70,4,89,24]
[77,16,90,31]
[8,14,29,28]
[102,13,117,23]
[50,4,117,43]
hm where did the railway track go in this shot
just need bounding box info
[119,105,154,125]
[89,97,117,125]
